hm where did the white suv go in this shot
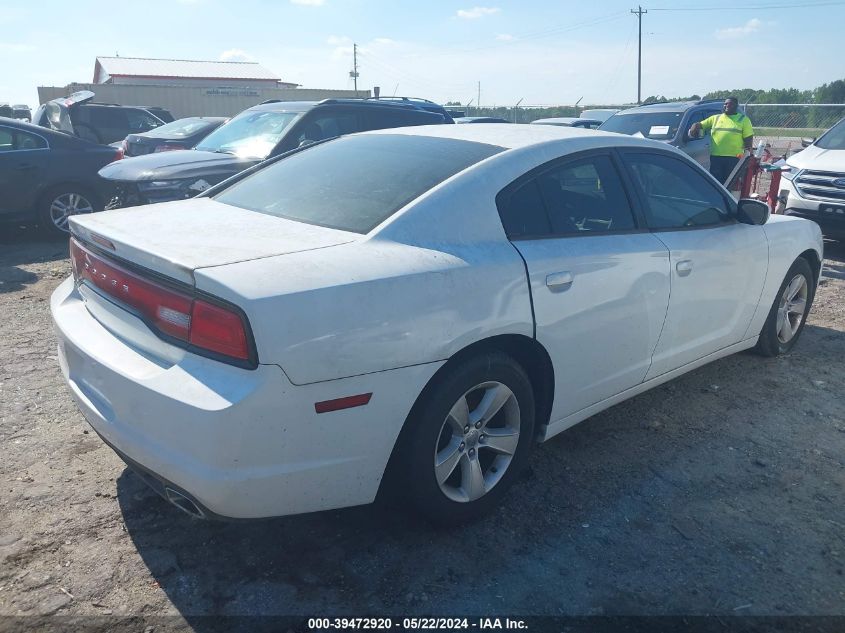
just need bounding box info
[777,116,845,240]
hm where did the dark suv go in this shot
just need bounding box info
[599,99,726,169]
[33,91,172,145]
[98,98,450,208]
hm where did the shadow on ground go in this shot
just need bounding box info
[0,225,68,294]
[116,323,845,625]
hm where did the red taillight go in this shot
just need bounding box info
[112,145,124,161]
[70,238,252,364]
[189,300,250,360]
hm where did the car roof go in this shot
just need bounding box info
[532,117,580,124]
[0,116,79,141]
[619,100,723,114]
[363,122,669,152]
[249,99,443,114]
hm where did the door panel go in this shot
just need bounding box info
[645,224,767,378]
[0,127,47,216]
[497,150,672,420]
[620,150,769,378]
[514,234,671,419]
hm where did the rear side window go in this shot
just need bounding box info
[362,108,441,131]
[0,128,12,151]
[127,109,163,132]
[497,154,637,238]
[89,107,128,128]
[214,134,504,234]
[624,152,731,229]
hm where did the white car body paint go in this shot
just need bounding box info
[52,124,824,519]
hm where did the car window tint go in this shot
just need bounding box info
[0,128,13,152]
[126,109,162,131]
[625,153,731,229]
[499,180,551,237]
[499,154,637,238]
[297,112,360,146]
[16,130,47,150]
[91,107,128,128]
[538,155,636,235]
[215,134,504,234]
[362,109,439,130]
[687,110,719,134]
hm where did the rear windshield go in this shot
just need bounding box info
[195,110,299,159]
[144,117,218,139]
[214,134,504,234]
[599,112,683,140]
[815,117,845,150]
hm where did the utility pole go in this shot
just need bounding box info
[630,6,647,104]
[349,43,360,96]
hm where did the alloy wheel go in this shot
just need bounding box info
[776,273,808,344]
[433,381,521,503]
[49,193,94,232]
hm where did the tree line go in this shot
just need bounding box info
[446,78,845,122]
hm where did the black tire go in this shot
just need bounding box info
[397,351,535,526]
[38,185,102,238]
[755,257,815,357]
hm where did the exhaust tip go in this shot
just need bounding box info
[164,487,205,519]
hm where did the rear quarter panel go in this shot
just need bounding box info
[194,237,532,385]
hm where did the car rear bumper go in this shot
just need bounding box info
[51,277,440,519]
[778,179,845,237]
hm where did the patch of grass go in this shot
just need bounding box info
[755,127,825,138]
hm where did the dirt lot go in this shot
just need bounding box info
[1,225,844,628]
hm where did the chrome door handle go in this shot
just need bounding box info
[676,260,693,276]
[546,271,573,291]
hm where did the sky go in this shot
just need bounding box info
[2,0,844,109]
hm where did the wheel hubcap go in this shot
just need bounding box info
[49,193,94,231]
[434,381,521,503]
[776,273,808,345]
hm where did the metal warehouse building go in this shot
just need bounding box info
[38,56,367,119]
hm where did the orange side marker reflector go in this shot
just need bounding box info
[315,393,372,414]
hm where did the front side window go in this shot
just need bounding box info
[624,152,732,229]
[686,110,719,136]
[498,154,637,238]
[195,110,300,159]
[214,134,503,234]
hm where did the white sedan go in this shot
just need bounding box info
[51,124,823,524]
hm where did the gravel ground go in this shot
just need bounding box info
[1,225,844,628]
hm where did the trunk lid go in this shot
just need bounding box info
[34,90,95,136]
[69,197,358,285]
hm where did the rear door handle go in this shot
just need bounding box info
[546,271,573,291]
[676,259,693,276]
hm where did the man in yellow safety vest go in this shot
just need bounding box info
[689,96,754,183]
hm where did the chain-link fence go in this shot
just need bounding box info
[744,104,845,157]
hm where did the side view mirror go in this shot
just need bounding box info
[736,198,770,226]
[801,137,815,148]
